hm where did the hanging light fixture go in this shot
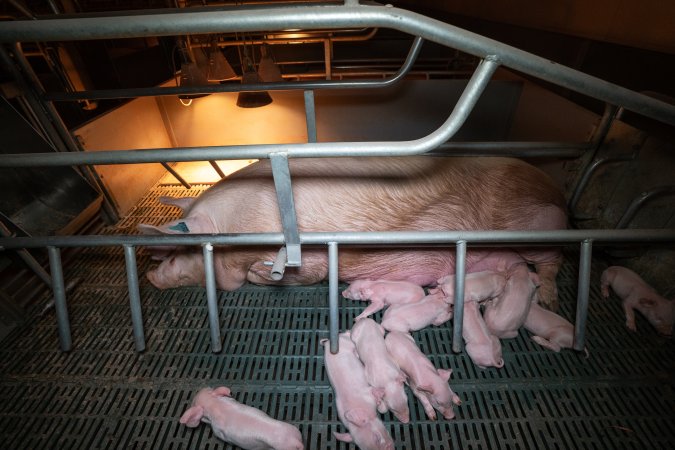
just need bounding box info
[257,44,283,83]
[236,55,272,108]
[207,41,237,81]
[177,42,209,106]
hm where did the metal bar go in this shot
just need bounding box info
[202,243,222,353]
[42,36,424,101]
[568,154,636,214]
[270,152,301,266]
[47,246,71,351]
[433,141,588,158]
[328,241,339,353]
[304,90,317,143]
[160,162,192,189]
[0,219,52,287]
[615,186,675,229]
[0,58,498,167]
[323,38,332,81]
[452,240,466,353]
[123,245,146,352]
[589,104,619,150]
[208,160,226,178]
[1,5,673,125]
[269,246,287,280]
[574,239,593,351]
[3,229,675,250]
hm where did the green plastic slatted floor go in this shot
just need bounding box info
[1,184,673,449]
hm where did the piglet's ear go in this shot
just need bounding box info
[638,297,656,307]
[371,387,385,403]
[213,387,231,397]
[437,368,453,382]
[179,405,204,427]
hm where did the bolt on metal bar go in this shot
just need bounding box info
[304,90,317,143]
[452,240,467,353]
[123,245,146,352]
[202,243,222,353]
[42,36,425,102]
[574,239,593,351]
[328,241,339,353]
[0,57,499,167]
[47,246,71,352]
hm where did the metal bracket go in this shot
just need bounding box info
[269,152,302,277]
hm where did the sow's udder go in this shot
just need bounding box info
[140,156,567,296]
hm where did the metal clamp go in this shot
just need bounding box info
[269,153,302,280]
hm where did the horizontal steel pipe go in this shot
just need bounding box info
[44,36,424,101]
[2,229,675,250]
[0,58,499,166]
[1,4,673,124]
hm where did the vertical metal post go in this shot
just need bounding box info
[574,239,593,351]
[202,243,222,353]
[452,240,467,353]
[123,245,146,352]
[208,161,226,179]
[328,242,339,354]
[47,246,71,351]
[304,90,317,143]
[160,162,192,189]
[323,39,332,80]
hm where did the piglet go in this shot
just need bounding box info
[343,279,426,321]
[462,300,504,368]
[179,386,304,450]
[322,333,394,450]
[601,266,674,336]
[435,269,507,303]
[523,302,584,354]
[385,331,461,420]
[483,264,539,339]
[381,290,453,333]
[350,318,410,423]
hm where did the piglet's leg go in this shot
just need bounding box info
[623,301,637,331]
[531,335,562,352]
[333,431,353,443]
[412,389,436,420]
[354,301,384,321]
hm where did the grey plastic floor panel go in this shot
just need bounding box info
[1,184,674,449]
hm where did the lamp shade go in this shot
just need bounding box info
[236,70,273,108]
[208,42,236,81]
[258,45,283,83]
[178,61,209,100]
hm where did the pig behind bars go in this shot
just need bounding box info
[139,156,567,309]
[350,318,410,423]
[322,333,395,450]
[601,266,674,336]
[179,386,304,450]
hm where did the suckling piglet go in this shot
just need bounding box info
[343,279,426,321]
[384,331,461,420]
[462,300,504,368]
[350,318,410,423]
[380,290,453,333]
[601,266,674,336]
[434,269,507,304]
[524,302,581,353]
[483,264,539,339]
[322,333,394,450]
[179,386,304,450]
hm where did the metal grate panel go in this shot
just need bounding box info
[1,184,673,449]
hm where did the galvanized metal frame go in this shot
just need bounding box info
[1,2,675,354]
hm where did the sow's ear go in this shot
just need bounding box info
[158,196,196,212]
[137,218,194,235]
[179,405,205,427]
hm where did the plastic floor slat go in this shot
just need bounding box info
[1,184,674,449]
